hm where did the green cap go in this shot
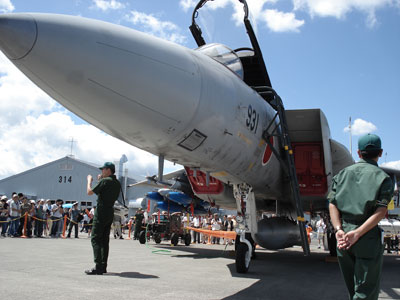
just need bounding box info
[99,162,115,172]
[358,133,382,151]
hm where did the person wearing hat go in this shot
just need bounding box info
[328,133,394,300]
[19,197,33,237]
[85,162,121,275]
[67,202,81,238]
[50,199,64,238]
[34,199,46,238]
[0,195,9,237]
[9,193,21,237]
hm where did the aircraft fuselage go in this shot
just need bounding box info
[0,13,283,201]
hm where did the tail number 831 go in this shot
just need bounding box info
[246,105,259,133]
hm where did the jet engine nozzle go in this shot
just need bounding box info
[0,14,37,60]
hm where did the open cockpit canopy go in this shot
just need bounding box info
[196,43,243,79]
[189,0,272,92]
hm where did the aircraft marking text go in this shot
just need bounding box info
[246,104,259,134]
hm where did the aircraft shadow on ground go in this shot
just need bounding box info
[106,272,159,279]
[152,244,400,300]
[154,244,236,260]
[223,253,400,300]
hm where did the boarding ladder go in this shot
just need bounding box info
[255,86,310,256]
[188,0,310,256]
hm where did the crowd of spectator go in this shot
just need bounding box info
[0,193,96,238]
[190,213,237,245]
[1,192,238,245]
[163,212,237,245]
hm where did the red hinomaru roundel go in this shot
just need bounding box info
[262,137,274,165]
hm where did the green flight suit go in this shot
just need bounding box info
[91,175,121,270]
[328,159,393,300]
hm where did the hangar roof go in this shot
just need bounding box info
[0,156,100,183]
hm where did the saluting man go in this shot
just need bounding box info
[85,162,121,275]
[328,133,394,300]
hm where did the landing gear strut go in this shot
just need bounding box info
[233,184,257,273]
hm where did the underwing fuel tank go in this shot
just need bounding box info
[254,217,302,250]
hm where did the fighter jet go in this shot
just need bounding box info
[0,0,398,273]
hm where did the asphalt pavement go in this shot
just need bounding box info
[0,234,399,300]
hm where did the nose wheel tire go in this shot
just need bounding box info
[184,233,191,246]
[235,233,256,259]
[139,231,146,244]
[171,233,179,246]
[236,242,250,273]
[154,233,161,244]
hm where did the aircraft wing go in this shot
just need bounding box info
[381,166,400,179]
[128,169,186,189]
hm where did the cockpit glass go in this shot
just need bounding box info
[196,43,243,80]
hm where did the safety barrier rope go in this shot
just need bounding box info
[186,226,237,240]
[32,216,64,222]
[1,215,237,244]
[0,214,66,223]
[0,214,26,223]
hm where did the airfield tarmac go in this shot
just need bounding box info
[1,235,399,300]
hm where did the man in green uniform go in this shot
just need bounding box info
[85,162,121,275]
[328,133,394,300]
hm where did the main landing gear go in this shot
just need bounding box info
[233,183,257,273]
[235,232,256,273]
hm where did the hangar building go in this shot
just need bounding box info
[0,156,138,209]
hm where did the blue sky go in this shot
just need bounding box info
[0,0,399,180]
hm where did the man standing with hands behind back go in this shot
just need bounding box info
[85,162,121,275]
[328,133,393,300]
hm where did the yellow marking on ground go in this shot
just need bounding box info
[237,132,252,145]
[258,139,266,147]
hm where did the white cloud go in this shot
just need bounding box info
[179,0,197,12]
[92,0,125,11]
[230,0,278,26]
[293,0,396,27]
[343,118,377,136]
[0,53,179,180]
[0,0,14,13]
[381,160,400,171]
[0,54,57,125]
[0,111,175,179]
[181,0,397,31]
[180,0,303,33]
[126,11,186,44]
[232,0,304,33]
[263,9,305,32]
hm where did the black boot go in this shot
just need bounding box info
[84,265,104,275]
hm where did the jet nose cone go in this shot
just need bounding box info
[0,14,37,60]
